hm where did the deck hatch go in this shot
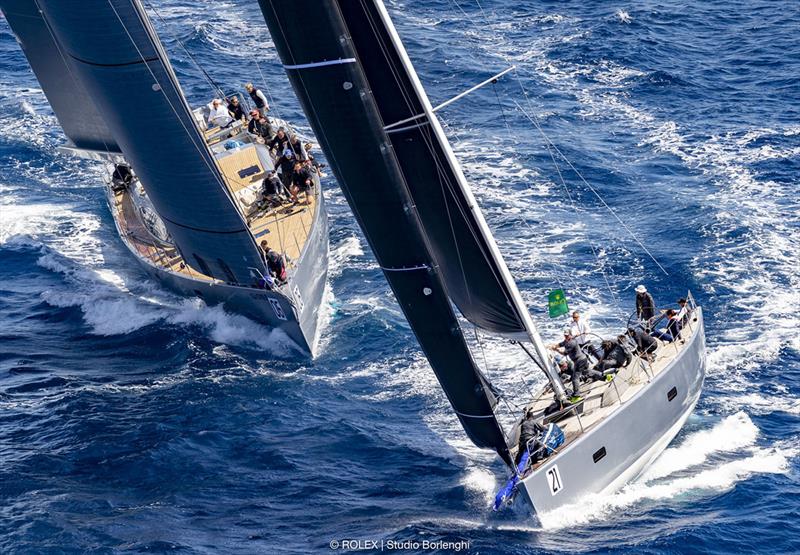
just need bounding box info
[238,165,260,179]
[667,386,678,402]
[592,447,607,463]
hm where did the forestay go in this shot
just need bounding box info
[257,0,513,465]
[0,0,119,152]
[35,0,265,285]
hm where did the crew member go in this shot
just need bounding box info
[635,284,656,323]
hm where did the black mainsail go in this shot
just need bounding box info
[256,0,565,463]
[33,0,266,285]
[0,0,119,152]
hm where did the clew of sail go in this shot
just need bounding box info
[34,0,265,286]
[257,0,513,464]
[0,0,120,153]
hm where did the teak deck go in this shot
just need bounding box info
[113,127,318,282]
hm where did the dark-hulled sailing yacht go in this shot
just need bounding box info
[0,0,328,355]
[254,1,706,517]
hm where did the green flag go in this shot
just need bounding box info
[548,289,569,318]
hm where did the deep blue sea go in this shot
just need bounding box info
[2,1,799,553]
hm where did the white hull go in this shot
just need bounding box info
[517,308,706,516]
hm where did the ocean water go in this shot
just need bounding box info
[1,1,799,553]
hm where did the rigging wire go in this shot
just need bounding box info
[444,0,621,310]
[252,55,283,124]
[144,0,283,130]
[446,0,667,315]
[513,99,670,277]
[106,0,264,271]
[514,93,627,321]
[142,0,226,99]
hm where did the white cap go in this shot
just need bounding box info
[635,285,647,293]
[563,327,572,335]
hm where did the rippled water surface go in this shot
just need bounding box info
[1,1,799,553]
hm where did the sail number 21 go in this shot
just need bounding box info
[546,465,563,496]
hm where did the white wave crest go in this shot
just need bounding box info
[641,412,759,481]
[461,467,498,507]
[537,413,793,529]
[328,235,366,278]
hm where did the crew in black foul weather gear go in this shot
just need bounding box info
[635,284,656,322]
[550,329,603,400]
[627,327,658,359]
[595,338,632,375]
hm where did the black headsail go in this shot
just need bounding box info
[336,2,528,337]
[33,0,266,285]
[0,0,119,152]
[257,0,513,464]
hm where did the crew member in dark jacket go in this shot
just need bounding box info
[288,134,308,161]
[268,128,289,154]
[595,338,632,375]
[550,329,603,400]
[226,96,245,122]
[259,240,287,285]
[247,111,273,141]
[276,149,295,188]
[666,308,683,338]
[516,412,545,465]
[635,284,656,322]
[627,327,658,359]
[262,170,285,206]
[290,161,314,205]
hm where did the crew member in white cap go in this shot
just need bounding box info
[635,284,656,323]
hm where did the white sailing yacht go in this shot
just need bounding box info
[254,0,706,517]
[0,0,329,356]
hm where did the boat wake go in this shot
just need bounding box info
[395,6,800,528]
[534,412,794,530]
[0,196,300,357]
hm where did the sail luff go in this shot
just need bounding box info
[35,0,266,285]
[352,1,568,399]
[255,0,513,465]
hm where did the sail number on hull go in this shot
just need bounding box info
[546,465,564,496]
[269,297,287,321]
